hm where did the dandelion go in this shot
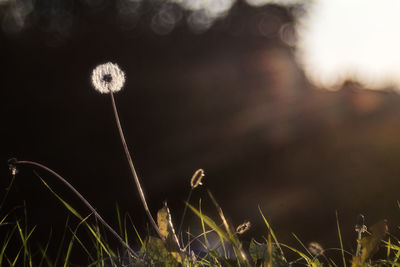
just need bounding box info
[91,62,125,94]
[308,242,324,256]
[91,62,164,242]
[236,221,251,234]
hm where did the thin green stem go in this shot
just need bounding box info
[13,160,138,258]
[336,210,347,267]
[356,230,362,257]
[178,189,193,235]
[1,168,16,210]
[109,92,162,241]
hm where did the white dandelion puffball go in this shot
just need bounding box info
[91,62,125,94]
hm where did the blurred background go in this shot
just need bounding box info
[2,0,400,262]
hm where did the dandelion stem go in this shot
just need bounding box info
[109,92,163,240]
[13,160,138,258]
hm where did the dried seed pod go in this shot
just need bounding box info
[190,169,204,189]
[308,242,324,256]
[236,221,251,234]
[355,214,367,234]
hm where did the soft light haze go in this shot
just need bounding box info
[296,0,400,90]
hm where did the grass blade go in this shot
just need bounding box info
[0,225,17,265]
[125,213,142,247]
[292,233,312,257]
[38,229,53,267]
[335,211,347,267]
[199,199,210,249]
[37,175,83,220]
[281,243,312,265]
[63,230,75,267]
[186,202,230,244]
[258,206,285,260]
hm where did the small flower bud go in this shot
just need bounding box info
[7,158,18,176]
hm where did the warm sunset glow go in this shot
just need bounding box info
[296,0,400,90]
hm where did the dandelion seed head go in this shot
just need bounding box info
[308,242,324,256]
[91,62,125,94]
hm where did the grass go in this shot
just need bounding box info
[1,166,399,266]
[2,63,399,266]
